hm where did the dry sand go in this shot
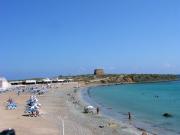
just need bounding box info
[0,82,145,135]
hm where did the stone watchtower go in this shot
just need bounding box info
[94,69,104,78]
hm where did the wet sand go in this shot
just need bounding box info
[0,82,145,135]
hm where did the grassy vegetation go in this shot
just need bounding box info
[71,74,177,84]
[9,74,178,84]
[125,74,177,82]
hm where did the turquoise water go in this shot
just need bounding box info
[83,81,180,135]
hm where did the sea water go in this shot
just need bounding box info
[82,81,180,135]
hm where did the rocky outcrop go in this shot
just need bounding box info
[163,113,173,118]
[72,74,177,84]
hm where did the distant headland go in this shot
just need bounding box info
[72,69,178,85]
[2,69,178,87]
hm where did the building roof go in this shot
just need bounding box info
[0,77,11,90]
[0,77,7,81]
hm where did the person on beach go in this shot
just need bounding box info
[17,91,20,96]
[128,112,131,120]
[7,97,13,104]
[97,107,100,114]
[142,131,147,135]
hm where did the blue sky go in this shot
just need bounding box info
[0,0,180,79]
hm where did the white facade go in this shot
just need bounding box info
[0,77,11,91]
[42,78,52,83]
[25,80,36,84]
[52,78,64,82]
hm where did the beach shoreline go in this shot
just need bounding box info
[75,83,151,135]
[79,81,180,135]
[0,82,148,135]
[79,83,159,135]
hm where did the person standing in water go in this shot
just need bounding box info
[128,112,131,120]
[97,107,100,114]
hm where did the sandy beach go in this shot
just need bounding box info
[0,82,145,135]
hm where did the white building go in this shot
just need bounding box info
[10,80,23,85]
[25,80,36,84]
[0,77,11,91]
[52,78,65,83]
[51,77,74,83]
[42,78,52,83]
